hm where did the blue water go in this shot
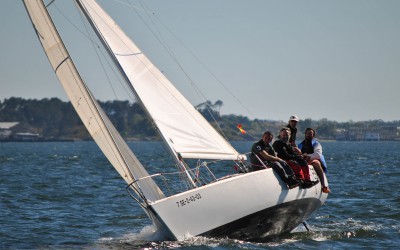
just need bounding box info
[1,141,399,249]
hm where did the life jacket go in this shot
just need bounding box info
[298,139,328,173]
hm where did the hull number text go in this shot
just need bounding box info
[176,193,202,207]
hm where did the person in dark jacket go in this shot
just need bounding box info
[250,130,302,189]
[298,128,331,193]
[286,115,299,147]
[272,127,318,188]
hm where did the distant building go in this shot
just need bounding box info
[13,132,40,142]
[364,132,380,141]
[336,125,399,141]
[0,122,43,142]
[0,122,19,140]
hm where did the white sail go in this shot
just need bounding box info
[77,0,244,161]
[23,0,164,202]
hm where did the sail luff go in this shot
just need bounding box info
[78,0,245,161]
[74,0,180,165]
[23,0,164,202]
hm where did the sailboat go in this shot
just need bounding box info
[23,0,328,241]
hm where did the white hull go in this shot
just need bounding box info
[148,167,327,241]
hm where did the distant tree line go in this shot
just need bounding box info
[1,97,399,141]
[0,97,156,141]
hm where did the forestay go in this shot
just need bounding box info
[23,0,164,202]
[77,0,244,161]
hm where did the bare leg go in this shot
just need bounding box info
[310,160,327,188]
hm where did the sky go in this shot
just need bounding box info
[1,0,400,122]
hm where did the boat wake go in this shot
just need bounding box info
[95,225,336,249]
[96,225,163,248]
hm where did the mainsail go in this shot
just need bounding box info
[76,0,244,161]
[23,0,164,202]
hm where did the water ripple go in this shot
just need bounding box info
[1,141,400,249]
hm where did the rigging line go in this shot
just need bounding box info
[121,0,211,110]
[53,3,136,103]
[115,52,142,56]
[123,0,233,142]
[147,12,269,130]
[111,0,235,159]
[83,6,143,105]
[75,0,169,194]
[110,0,153,14]
[46,0,56,8]
[71,1,138,183]
[74,2,119,101]
[202,107,231,142]
[122,0,243,142]
[28,0,141,193]
[85,0,184,170]
[129,0,207,93]
[124,0,204,100]
[79,4,136,103]
[52,4,99,46]
[151,14,259,120]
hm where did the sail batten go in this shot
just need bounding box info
[77,0,245,161]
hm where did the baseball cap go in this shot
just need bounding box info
[289,115,299,122]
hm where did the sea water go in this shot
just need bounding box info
[1,141,399,249]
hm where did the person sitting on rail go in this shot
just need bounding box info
[272,127,318,189]
[298,128,331,193]
[249,130,302,189]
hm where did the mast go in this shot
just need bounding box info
[74,0,245,163]
[74,0,199,186]
[22,0,164,202]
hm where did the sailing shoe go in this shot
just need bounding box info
[301,180,313,189]
[311,180,319,186]
[322,186,331,193]
[287,179,302,189]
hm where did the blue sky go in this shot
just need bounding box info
[1,0,400,122]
